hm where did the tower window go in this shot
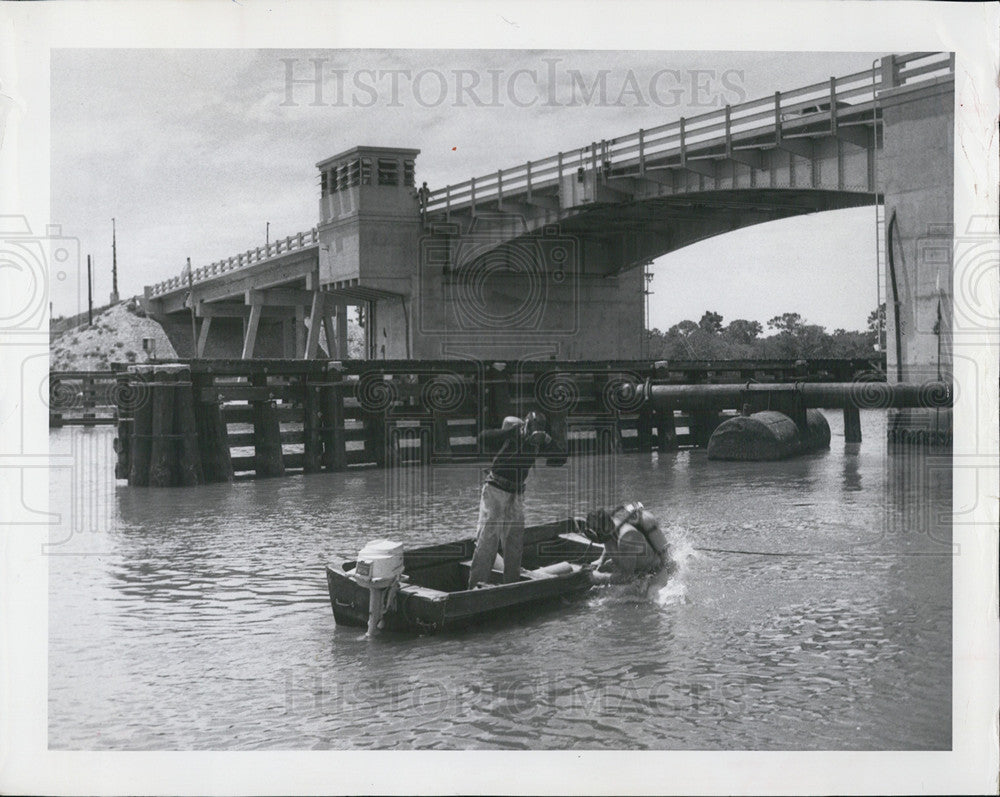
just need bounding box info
[378,158,399,186]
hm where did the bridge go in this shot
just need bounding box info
[143,52,953,435]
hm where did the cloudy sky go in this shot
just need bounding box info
[51,48,884,332]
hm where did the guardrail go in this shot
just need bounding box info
[146,227,319,299]
[424,52,953,216]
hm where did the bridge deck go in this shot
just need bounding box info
[424,52,951,217]
[144,52,953,309]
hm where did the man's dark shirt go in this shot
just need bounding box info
[479,426,551,493]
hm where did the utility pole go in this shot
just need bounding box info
[266,221,270,249]
[110,217,119,303]
[86,254,93,325]
[642,261,654,359]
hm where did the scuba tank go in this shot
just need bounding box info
[611,503,668,574]
[609,501,643,530]
[609,501,658,574]
[615,522,661,574]
[636,509,669,557]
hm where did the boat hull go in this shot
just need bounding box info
[325,518,600,633]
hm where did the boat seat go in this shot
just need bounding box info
[457,558,535,585]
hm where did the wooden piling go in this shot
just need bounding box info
[302,375,322,473]
[363,411,388,468]
[689,410,721,448]
[319,366,347,471]
[386,426,401,468]
[192,371,233,483]
[596,424,618,457]
[843,405,862,443]
[487,366,512,427]
[113,369,132,480]
[655,407,678,451]
[173,365,204,486]
[251,372,285,477]
[418,424,433,466]
[636,405,654,452]
[432,413,452,458]
[148,366,180,487]
[127,366,153,486]
[545,409,568,467]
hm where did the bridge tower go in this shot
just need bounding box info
[315,146,647,360]
[316,146,422,359]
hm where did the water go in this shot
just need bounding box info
[48,410,952,750]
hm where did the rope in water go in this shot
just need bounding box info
[694,546,812,557]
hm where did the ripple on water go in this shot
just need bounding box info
[48,415,951,750]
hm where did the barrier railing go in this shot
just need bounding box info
[146,227,319,299]
[424,52,953,216]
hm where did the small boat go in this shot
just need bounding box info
[325,518,603,634]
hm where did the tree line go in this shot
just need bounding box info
[646,304,886,360]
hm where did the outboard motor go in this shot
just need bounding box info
[352,540,405,635]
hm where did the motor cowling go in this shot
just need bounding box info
[353,540,405,635]
[353,540,405,588]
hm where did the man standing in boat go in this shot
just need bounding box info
[468,411,554,588]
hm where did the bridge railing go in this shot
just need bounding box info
[146,227,320,299]
[143,54,952,298]
[425,51,952,216]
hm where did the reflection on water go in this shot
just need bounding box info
[49,410,951,750]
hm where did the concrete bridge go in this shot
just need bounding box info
[144,52,953,402]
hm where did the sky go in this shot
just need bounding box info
[50,48,884,331]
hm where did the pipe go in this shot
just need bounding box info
[640,381,951,411]
[886,210,904,381]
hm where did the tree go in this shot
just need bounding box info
[766,312,803,334]
[723,318,763,345]
[668,319,699,337]
[793,323,833,357]
[698,310,724,335]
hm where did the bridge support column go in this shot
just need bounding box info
[294,305,306,358]
[241,303,262,359]
[304,292,324,359]
[336,307,348,358]
[196,317,211,358]
[281,318,294,358]
[878,67,953,444]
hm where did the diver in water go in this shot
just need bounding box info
[583,502,673,586]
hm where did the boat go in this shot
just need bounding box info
[325,518,603,634]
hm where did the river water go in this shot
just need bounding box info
[48,410,951,750]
